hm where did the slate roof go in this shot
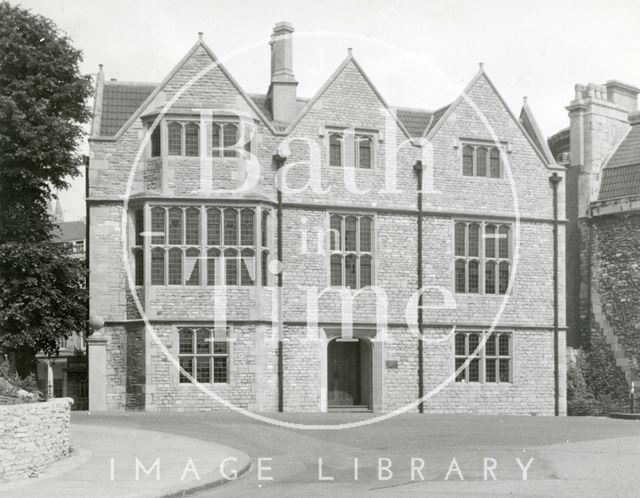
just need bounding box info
[53,221,85,242]
[599,124,640,200]
[394,105,450,138]
[100,82,157,136]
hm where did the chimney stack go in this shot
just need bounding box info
[605,80,640,113]
[269,22,297,124]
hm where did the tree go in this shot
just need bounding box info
[0,2,92,375]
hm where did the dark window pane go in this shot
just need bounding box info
[468,260,479,293]
[151,125,161,157]
[455,259,466,293]
[490,147,501,178]
[224,209,238,246]
[185,248,200,286]
[223,124,238,157]
[499,334,510,356]
[207,208,221,246]
[240,209,254,246]
[196,357,210,383]
[486,359,497,382]
[213,357,227,383]
[359,217,372,252]
[179,329,193,354]
[168,248,183,285]
[468,223,480,257]
[468,358,480,382]
[207,248,220,285]
[330,254,342,286]
[485,260,496,294]
[485,334,496,356]
[455,222,466,256]
[134,209,144,246]
[261,210,269,247]
[261,250,269,286]
[151,248,165,285]
[468,333,480,355]
[455,333,466,356]
[345,254,357,288]
[185,123,199,157]
[168,122,182,155]
[499,225,510,258]
[499,262,509,294]
[225,248,238,285]
[179,357,193,383]
[151,207,165,245]
[462,145,474,176]
[240,249,254,286]
[345,216,357,251]
[134,249,144,286]
[213,335,228,354]
[185,208,200,245]
[211,123,221,157]
[455,358,466,382]
[485,224,496,258]
[360,255,372,287]
[196,328,210,354]
[330,215,342,250]
[329,133,342,166]
[499,359,510,382]
[358,136,372,168]
[168,207,183,245]
[476,147,487,176]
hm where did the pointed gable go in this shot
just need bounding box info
[519,99,555,164]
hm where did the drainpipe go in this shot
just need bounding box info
[274,152,287,412]
[414,160,424,413]
[84,155,91,406]
[549,172,562,416]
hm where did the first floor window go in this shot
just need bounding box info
[454,331,512,383]
[329,214,374,289]
[178,327,230,383]
[461,143,502,178]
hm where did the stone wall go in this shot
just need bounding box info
[0,398,72,482]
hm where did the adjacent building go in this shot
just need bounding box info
[87,23,566,414]
[549,81,640,384]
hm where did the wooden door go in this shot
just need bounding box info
[327,340,361,406]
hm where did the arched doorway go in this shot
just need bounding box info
[327,338,373,411]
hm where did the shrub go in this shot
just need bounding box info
[0,356,42,404]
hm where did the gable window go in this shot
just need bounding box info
[454,330,512,383]
[329,132,342,166]
[178,327,230,384]
[455,221,510,294]
[150,125,161,157]
[329,214,374,289]
[168,122,182,155]
[461,143,502,178]
[211,123,242,158]
[355,134,373,169]
[185,123,199,157]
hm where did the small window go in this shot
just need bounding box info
[134,248,144,286]
[185,208,200,246]
[328,214,374,289]
[356,135,373,169]
[461,143,502,178]
[168,247,183,285]
[168,122,182,156]
[178,327,230,384]
[211,123,221,156]
[134,209,144,246]
[185,123,199,157]
[185,248,200,286]
[151,247,165,285]
[329,133,342,166]
[490,147,501,178]
[462,145,474,176]
[223,124,238,157]
[151,207,165,245]
[455,331,512,383]
[168,207,183,245]
[150,125,161,157]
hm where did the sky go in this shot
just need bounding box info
[14,0,640,221]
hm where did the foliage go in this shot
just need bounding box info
[567,334,630,416]
[0,356,42,403]
[0,2,91,366]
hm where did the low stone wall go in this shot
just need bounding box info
[0,398,72,482]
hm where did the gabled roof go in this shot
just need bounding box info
[100,81,157,136]
[283,51,415,141]
[519,98,556,164]
[599,124,640,200]
[425,67,559,169]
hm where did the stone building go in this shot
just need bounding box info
[549,81,640,385]
[87,23,566,414]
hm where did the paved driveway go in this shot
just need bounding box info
[72,412,640,497]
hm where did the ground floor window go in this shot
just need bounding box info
[178,327,230,383]
[454,330,512,383]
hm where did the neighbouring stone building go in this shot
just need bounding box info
[87,23,566,414]
[549,81,640,385]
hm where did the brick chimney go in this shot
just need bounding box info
[268,22,298,124]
